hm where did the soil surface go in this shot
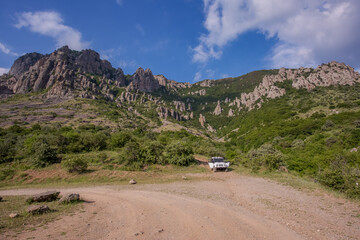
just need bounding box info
[1,172,359,240]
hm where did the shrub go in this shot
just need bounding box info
[139,141,164,164]
[0,167,15,181]
[162,141,195,166]
[31,143,58,168]
[62,156,88,173]
[291,139,305,149]
[110,132,132,148]
[117,142,141,166]
[247,144,286,172]
[321,120,335,130]
[80,132,107,151]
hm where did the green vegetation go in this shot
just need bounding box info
[223,84,360,198]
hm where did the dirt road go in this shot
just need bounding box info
[1,172,359,240]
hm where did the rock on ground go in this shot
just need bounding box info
[26,191,60,203]
[27,205,50,214]
[59,193,80,204]
[9,213,19,218]
[129,179,137,184]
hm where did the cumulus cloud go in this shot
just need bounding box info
[0,67,10,75]
[193,0,360,68]
[15,11,89,50]
[0,42,19,56]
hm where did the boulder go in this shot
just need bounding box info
[279,166,289,173]
[129,179,137,184]
[26,191,60,203]
[59,193,80,204]
[27,205,50,214]
[9,213,19,218]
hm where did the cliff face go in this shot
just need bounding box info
[126,68,161,93]
[0,46,127,99]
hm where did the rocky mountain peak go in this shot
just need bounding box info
[8,52,44,78]
[127,67,161,93]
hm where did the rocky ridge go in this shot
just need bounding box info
[227,61,360,112]
[1,47,360,132]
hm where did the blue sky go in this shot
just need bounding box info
[1,0,360,82]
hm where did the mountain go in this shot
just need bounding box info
[0,46,359,133]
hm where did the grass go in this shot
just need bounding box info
[0,195,82,235]
[0,162,211,190]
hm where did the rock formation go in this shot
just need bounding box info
[154,75,191,91]
[228,109,235,117]
[127,68,161,93]
[213,101,222,115]
[231,61,360,111]
[199,114,206,127]
[0,46,126,99]
[156,106,184,121]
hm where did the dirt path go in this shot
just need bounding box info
[1,173,359,240]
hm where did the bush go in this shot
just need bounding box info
[80,132,107,151]
[139,141,164,164]
[31,143,58,168]
[0,167,15,181]
[247,144,286,172]
[162,141,195,166]
[62,156,88,173]
[117,142,141,166]
[110,132,132,148]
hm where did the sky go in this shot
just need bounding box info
[0,0,359,82]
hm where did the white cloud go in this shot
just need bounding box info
[0,42,19,56]
[0,67,10,75]
[193,71,202,82]
[116,0,123,6]
[119,59,137,69]
[194,0,360,68]
[193,68,215,82]
[15,11,89,50]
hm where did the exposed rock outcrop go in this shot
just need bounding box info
[154,75,191,91]
[156,106,184,121]
[228,109,235,117]
[0,46,126,99]
[190,89,206,96]
[195,79,214,87]
[199,114,206,127]
[232,61,360,111]
[127,68,161,93]
[173,101,186,112]
[213,101,222,115]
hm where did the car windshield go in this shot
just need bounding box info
[212,157,224,162]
